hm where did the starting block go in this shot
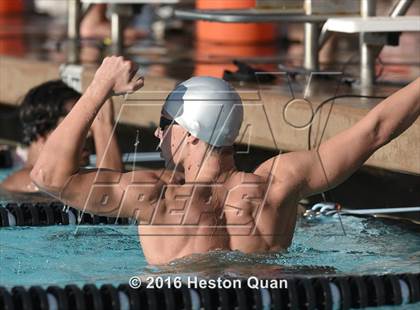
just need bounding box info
[324,16,420,33]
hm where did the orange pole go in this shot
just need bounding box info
[0,0,24,15]
[0,0,25,56]
[196,0,276,44]
[194,0,277,77]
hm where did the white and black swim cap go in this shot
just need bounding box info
[162,77,243,147]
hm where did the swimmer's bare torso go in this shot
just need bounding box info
[56,154,299,265]
[137,162,298,265]
[30,57,420,265]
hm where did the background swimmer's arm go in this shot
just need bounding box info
[288,78,420,197]
[30,56,143,196]
[91,98,124,171]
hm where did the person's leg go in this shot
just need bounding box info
[80,4,110,39]
[80,4,147,43]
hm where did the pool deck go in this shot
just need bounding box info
[0,55,419,174]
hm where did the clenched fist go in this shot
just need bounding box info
[94,56,144,96]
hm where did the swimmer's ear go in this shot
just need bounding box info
[187,133,200,145]
[37,134,47,143]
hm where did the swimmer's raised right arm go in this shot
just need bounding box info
[272,78,420,198]
[30,56,172,219]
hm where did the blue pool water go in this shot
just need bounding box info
[0,213,419,288]
[0,167,16,180]
[1,169,420,309]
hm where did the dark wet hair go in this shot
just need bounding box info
[19,80,81,145]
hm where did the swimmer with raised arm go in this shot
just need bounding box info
[1,80,123,192]
[31,56,420,265]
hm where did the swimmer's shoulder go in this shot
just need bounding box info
[126,169,184,185]
[222,171,290,210]
[224,171,267,192]
[254,152,306,183]
[116,169,184,208]
[253,151,308,201]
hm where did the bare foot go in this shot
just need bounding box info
[80,4,148,45]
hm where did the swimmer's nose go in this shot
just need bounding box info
[154,127,162,139]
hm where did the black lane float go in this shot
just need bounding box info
[0,202,131,227]
[0,274,419,310]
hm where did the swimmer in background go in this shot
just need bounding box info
[31,56,420,265]
[1,80,123,192]
[80,4,150,44]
